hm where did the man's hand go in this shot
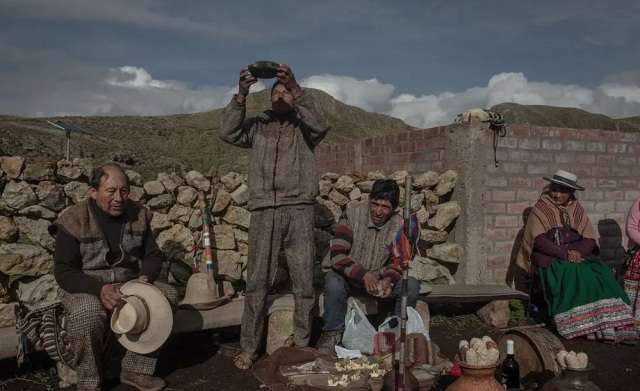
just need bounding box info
[237,68,258,103]
[138,275,149,283]
[567,250,583,263]
[276,64,301,95]
[379,277,393,298]
[100,284,122,311]
[363,271,380,295]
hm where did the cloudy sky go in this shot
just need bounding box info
[1,0,640,127]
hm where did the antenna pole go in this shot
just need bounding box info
[66,130,71,161]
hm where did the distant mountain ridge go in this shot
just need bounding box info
[490,102,640,132]
[1,96,638,179]
[0,88,414,178]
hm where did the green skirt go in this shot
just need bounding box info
[539,258,633,339]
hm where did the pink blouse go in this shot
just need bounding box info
[626,197,640,247]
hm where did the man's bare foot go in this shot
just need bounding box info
[233,351,258,370]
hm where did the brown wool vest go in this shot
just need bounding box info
[54,200,151,283]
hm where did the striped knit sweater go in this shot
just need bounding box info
[329,201,406,283]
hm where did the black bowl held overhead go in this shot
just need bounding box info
[248,61,279,79]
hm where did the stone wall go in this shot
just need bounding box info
[0,155,463,328]
[316,123,640,285]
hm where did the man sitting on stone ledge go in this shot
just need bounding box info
[52,163,176,391]
[317,179,419,355]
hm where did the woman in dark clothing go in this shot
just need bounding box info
[517,170,636,342]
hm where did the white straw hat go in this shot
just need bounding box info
[110,281,173,354]
[179,272,230,310]
[543,170,584,191]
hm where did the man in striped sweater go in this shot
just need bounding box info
[317,179,420,354]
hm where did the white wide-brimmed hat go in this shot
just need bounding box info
[179,272,231,310]
[543,170,584,191]
[110,281,173,354]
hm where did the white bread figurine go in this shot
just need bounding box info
[576,352,589,369]
[556,350,568,370]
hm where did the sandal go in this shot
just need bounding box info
[234,351,258,370]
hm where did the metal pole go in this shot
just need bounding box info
[397,175,412,390]
[66,131,71,161]
[198,192,217,292]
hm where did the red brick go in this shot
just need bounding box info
[582,190,604,201]
[591,166,611,176]
[486,228,509,241]
[596,155,616,165]
[495,215,520,227]
[526,164,550,175]
[604,191,624,201]
[486,202,507,213]
[509,125,531,137]
[531,151,554,162]
[493,268,508,281]
[616,201,633,213]
[625,191,640,201]
[519,138,541,150]
[575,154,596,164]
[531,127,561,138]
[498,137,519,149]
[487,256,507,268]
[612,167,631,177]
[508,150,531,161]
[493,241,514,254]
[598,179,617,188]
[619,179,637,188]
[555,153,575,163]
[502,162,525,173]
[487,177,508,187]
[564,140,585,151]
[541,139,563,150]
[607,143,627,153]
[595,201,616,213]
[517,190,539,201]
[493,190,516,201]
[507,202,533,214]
[586,142,607,152]
[580,178,597,189]
[617,156,636,165]
[509,177,531,188]
[532,178,546,188]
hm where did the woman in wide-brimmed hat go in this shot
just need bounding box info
[517,170,636,342]
[624,196,640,335]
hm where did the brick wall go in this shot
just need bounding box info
[315,123,640,285]
[316,127,447,174]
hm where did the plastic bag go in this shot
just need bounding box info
[378,307,430,341]
[341,298,376,354]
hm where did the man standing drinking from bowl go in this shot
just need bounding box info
[219,63,330,369]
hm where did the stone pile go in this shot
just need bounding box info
[0,155,463,329]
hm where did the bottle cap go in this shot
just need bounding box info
[506,339,514,355]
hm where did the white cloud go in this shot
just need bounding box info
[2,61,640,126]
[299,71,640,128]
[106,66,175,89]
[600,83,640,103]
[301,75,395,112]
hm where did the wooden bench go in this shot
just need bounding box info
[0,285,528,360]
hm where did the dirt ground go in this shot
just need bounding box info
[1,317,638,391]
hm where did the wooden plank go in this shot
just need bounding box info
[173,293,379,334]
[421,284,529,304]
